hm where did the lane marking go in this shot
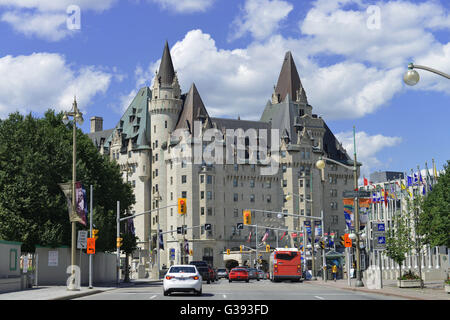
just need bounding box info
[314,296,325,300]
[149,295,157,300]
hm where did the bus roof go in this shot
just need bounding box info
[275,248,298,252]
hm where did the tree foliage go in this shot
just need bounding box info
[418,160,450,248]
[0,111,135,253]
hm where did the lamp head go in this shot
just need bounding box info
[62,113,69,125]
[316,159,326,170]
[403,67,420,86]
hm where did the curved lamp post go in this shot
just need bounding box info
[62,97,84,291]
[403,63,450,86]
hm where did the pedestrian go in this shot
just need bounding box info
[332,264,338,282]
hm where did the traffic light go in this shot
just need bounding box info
[178,198,187,214]
[189,249,193,256]
[92,229,99,241]
[240,245,243,253]
[320,240,325,249]
[116,237,123,248]
[340,235,345,247]
[243,210,251,225]
[266,244,270,252]
[226,249,230,255]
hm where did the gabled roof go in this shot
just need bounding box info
[274,51,307,104]
[103,86,151,152]
[175,83,212,133]
[156,41,176,87]
[260,95,298,144]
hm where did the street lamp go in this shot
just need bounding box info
[403,63,450,86]
[315,126,364,287]
[63,96,84,291]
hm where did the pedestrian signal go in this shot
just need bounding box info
[178,198,187,214]
[243,210,251,225]
[266,244,270,252]
[87,238,95,254]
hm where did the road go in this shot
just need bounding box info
[75,278,407,300]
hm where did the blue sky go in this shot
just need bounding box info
[0,0,449,179]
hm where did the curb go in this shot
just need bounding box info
[304,281,429,300]
[49,280,163,300]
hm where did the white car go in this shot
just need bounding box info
[163,265,202,296]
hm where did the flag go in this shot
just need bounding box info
[383,189,387,207]
[159,230,164,250]
[280,231,287,241]
[432,159,438,183]
[407,175,412,187]
[247,231,252,243]
[364,177,368,186]
[261,228,270,242]
[127,218,135,236]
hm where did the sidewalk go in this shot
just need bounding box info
[0,278,162,300]
[306,278,450,300]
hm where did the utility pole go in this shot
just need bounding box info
[89,185,93,289]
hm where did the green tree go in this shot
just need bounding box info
[418,160,450,248]
[0,111,135,253]
[385,209,412,280]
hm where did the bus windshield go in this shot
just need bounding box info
[275,252,298,260]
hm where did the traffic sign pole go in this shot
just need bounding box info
[89,185,93,289]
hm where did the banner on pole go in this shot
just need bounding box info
[59,182,86,225]
[342,198,371,229]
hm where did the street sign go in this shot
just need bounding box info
[170,248,175,260]
[87,238,95,254]
[204,223,212,231]
[77,230,88,249]
[344,233,352,248]
[373,231,386,250]
[343,190,371,198]
[237,223,244,230]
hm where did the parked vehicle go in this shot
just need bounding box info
[190,261,212,284]
[269,248,303,282]
[217,268,228,279]
[256,269,265,279]
[228,267,249,283]
[163,265,202,296]
[248,268,260,281]
[207,265,216,282]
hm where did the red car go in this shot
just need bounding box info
[228,267,249,283]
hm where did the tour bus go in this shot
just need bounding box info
[269,248,303,282]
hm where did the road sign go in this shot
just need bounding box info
[237,223,244,230]
[77,230,88,249]
[205,223,212,231]
[87,238,95,254]
[344,233,352,248]
[343,190,371,198]
[373,231,386,250]
[170,248,175,260]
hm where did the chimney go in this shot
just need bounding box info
[90,116,103,133]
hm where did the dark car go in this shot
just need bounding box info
[248,268,260,281]
[190,261,212,284]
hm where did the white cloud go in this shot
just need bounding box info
[335,130,403,180]
[229,0,293,41]
[150,0,215,13]
[0,0,117,41]
[0,53,113,118]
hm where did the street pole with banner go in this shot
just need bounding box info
[89,185,93,289]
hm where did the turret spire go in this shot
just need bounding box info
[157,41,176,86]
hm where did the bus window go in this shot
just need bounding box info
[275,252,297,260]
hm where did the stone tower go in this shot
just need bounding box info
[149,41,183,268]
